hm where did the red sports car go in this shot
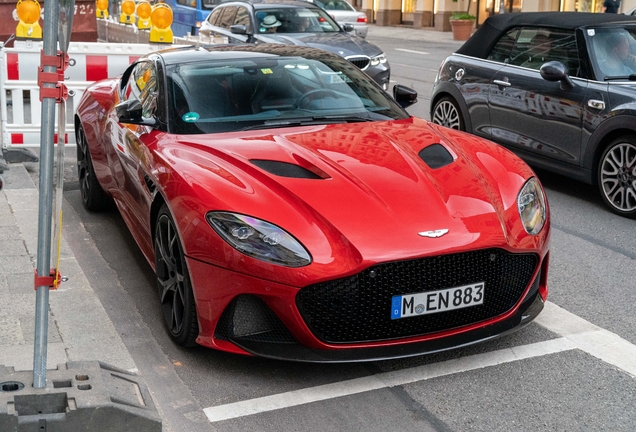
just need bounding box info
[75,44,550,362]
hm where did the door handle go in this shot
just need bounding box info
[493,79,511,87]
[587,99,605,110]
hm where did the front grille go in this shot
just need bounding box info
[346,56,370,70]
[296,249,538,344]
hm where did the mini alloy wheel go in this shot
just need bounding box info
[598,137,636,218]
[154,205,199,346]
[432,97,464,131]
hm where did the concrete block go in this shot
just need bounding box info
[0,361,161,431]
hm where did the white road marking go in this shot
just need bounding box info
[395,48,430,55]
[203,301,636,423]
[391,62,440,72]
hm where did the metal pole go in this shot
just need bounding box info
[33,0,60,389]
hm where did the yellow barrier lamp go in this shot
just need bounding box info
[137,0,152,30]
[120,0,136,25]
[15,0,43,39]
[96,0,109,19]
[149,3,173,44]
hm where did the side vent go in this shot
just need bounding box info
[418,144,454,169]
[250,159,323,179]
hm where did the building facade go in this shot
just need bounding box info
[357,0,636,32]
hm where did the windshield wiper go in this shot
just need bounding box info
[237,115,376,131]
[604,74,636,81]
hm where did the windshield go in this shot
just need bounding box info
[255,7,340,34]
[587,26,636,81]
[166,55,407,134]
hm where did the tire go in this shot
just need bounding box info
[76,125,111,211]
[154,204,199,347]
[431,96,465,131]
[597,136,636,218]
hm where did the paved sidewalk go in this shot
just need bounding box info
[0,163,135,373]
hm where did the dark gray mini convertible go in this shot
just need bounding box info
[431,12,636,218]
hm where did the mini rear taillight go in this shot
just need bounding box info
[357,15,367,23]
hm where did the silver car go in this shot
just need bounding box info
[309,0,368,38]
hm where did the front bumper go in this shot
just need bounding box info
[186,248,549,362]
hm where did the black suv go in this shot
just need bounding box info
[198,0,390,89]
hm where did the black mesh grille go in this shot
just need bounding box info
[296,249,538,344]
[347,57,370,70]
[215,295,297,344]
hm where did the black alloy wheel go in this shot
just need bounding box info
[154,205,199,346]
[432,96,465,131]
[75,124,111,211]
[598,137,636,218]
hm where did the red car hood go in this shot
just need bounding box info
[167,118,537,267]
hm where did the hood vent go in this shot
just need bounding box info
[250,159,323,179]
[418,144,455,169]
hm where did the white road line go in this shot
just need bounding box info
[395,48,430,55]
[204,338,575,423]
[536,302,636,378]
[203,302,636,423]
[391,62,440,72]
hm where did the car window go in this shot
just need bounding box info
[508,28,580,76]
[122,62,158,118]
[587,26,636,81]
[488,28,519,64]
[166,54,408,134]
[207,7,223,25]
[177,0,196,7]
[234,6,251,31]
[219,6,238,29]
[255,8,340,34]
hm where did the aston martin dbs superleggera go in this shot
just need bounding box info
[75,44,550,362]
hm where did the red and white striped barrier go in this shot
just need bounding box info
[1,40,160,149]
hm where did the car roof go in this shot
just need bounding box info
[457,12,636,59]
[215,0,321,8]
[152,43,344,66]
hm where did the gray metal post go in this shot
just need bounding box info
[33,0,60,389]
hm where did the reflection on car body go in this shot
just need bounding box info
[431,12,636,218]
[74,44,550,362]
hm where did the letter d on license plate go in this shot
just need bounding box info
[391,282,485,319]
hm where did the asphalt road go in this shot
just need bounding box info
[26,31,636,432]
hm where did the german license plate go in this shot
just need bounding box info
[391,282,485,320]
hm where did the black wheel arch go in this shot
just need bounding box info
[430,82,473,133]
[584,114,636,185]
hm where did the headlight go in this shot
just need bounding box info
[206,212,312,267]
[370,53,387,66]
[517,177,547,235]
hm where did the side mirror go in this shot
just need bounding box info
[343,23,354,32]
[540,61,574,90]
[393,84,418,108]
[115,99,157,127]
[230,24,248,35]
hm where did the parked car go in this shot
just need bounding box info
[75,43,550,361]
[163,0,224,36]
[308,0,368,38]
[431,12,636,218]
[198,0,389,88]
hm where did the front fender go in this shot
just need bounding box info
[582,112,636,178]
[430,81,474,134]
